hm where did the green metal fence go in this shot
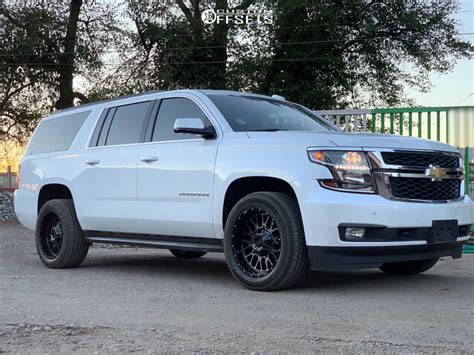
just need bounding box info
[466,147,471,199]
[370,106,473,144]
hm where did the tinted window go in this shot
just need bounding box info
[207,94,337,132]
[105,101,151,146]
[27,111,90,155]
[152,98,210,142]
[89,109,109,147]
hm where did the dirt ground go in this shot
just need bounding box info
[1,223,473,353]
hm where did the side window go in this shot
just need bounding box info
[101,101,151,146]
[151,98,211,142]
[27,110,90,155]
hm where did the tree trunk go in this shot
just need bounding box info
[55,0,82,110]
[212,0,229,88]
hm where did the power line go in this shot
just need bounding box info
[0,36,368,58]
[0,32,473,59]
[0,56,352,67]
[457,92,474,105]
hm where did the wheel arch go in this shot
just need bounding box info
[37,183,74,214]
[222,176,300,229]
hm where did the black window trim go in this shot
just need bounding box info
[144,96,218,143]
[89,100,154,148]
[144,99,161,143]
[98,107,116,147]
[89,109,109,147]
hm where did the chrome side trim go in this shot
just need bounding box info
[374,169,463,180]
[317,180,376,194]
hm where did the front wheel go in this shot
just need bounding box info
[379,259,439,275]
[224,192,308,291]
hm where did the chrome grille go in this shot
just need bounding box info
[381,152,459,168]
[371,150,463,203]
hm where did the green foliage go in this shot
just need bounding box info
[0,0,119,142]
[258,0,473,108]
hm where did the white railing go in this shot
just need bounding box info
[313,109,373,132]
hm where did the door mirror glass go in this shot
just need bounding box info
[173,118,217,138]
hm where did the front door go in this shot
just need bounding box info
[137,97,219,238]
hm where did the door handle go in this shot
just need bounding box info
[85,159,100,166]
[140,156,158,163]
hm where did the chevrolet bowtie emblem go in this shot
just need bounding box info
[425,165,447,181]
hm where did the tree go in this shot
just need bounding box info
[98,0,261,94]
[1,0,472,144]
[258,0,473,108]
[56,0,83,110]
[0,0,119,142]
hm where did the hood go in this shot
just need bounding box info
[246,131,458,152]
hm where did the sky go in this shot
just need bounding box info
[405,0,474,107]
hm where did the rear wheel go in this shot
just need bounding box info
[224,192,307,291]
[36,199,89,268]
[380,258,439,275]
[169,249,207,258]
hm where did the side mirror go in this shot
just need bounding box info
[173,118,217,139]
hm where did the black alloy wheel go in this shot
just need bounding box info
[39,213,64,259]
[231,208,281,278]
[224,192,308,291]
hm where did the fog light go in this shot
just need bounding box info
[345,227,365,241]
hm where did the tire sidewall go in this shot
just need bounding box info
[224,193,302,290]
[35,200,80,267]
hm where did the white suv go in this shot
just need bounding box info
[14,90,474,290]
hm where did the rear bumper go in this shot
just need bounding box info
[307,241,465,271]
[14,188,37,230]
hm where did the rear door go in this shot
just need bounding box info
[136,96,220,237]
[75,100,154,233]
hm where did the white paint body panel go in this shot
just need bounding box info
[14,90,474,250]
[75,145,139,233]
[137,139,218,237]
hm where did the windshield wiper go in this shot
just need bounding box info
[247,128,288,132]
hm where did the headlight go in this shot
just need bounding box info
[308,150,375,193]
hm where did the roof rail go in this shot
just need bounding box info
[51,90,164,115]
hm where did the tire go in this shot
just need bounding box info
[35,199,89,268]
[169,249,207,258]
[224,192,308,291]
[379,258,439,275]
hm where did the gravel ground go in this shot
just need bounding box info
[1,223,473,353]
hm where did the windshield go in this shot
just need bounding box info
[206,94,338,132]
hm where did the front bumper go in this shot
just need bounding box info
[308,242,464,270]
[291,179,474,248]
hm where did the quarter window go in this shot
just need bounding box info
[27,111,90,155]
[104,101,151,146]
[151,98,211,142]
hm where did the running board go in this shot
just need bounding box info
[83,231,224,253]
